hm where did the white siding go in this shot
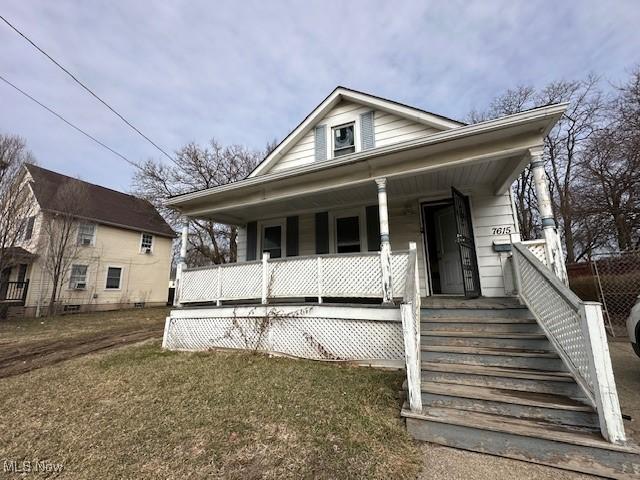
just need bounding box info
[470,192,517,297]
[388,203,428,297]
[269,101,440,174]
[374,111,439,148]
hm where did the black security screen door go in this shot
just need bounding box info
[451,187,481,298]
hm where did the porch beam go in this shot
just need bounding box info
[528,147,569,284]
[375,178,393,303]
[492,153,530,195]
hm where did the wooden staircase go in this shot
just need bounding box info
[401,298,640,479]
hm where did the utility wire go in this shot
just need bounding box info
[0,74,141,169]
[0,14,176,163]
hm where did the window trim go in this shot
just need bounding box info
[140,233,154,254]
[77,222,96,247]
[68,264,89,290]
[331,122,356,157]
[330,208,367,254]
[104,265,123,291]
[324,115,361,160]
[258,219,286,259]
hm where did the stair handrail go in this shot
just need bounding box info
[512,241,626,444]
[400,242,422,413]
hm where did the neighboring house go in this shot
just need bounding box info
[163,87,639,476]
[2,164,174,316]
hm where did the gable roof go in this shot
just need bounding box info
[249,86,465,177]
[25,164,175,238]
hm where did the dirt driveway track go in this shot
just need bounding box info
[0,326,163,378]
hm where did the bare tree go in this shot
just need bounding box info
[39,181,89,316]
[470,78,606,261]
[0,134,36,276]
[132,139,261,266]
[580,68,640,251]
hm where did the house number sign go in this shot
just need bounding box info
[492,226,512,235]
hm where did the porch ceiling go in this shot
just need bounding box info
[187,155,516,224]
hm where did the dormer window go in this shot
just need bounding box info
[332,123,355,157]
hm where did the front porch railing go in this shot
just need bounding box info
[400,242,422,413]
[512,242,626,444]
[0,280,29,304]
[178,251,410,305]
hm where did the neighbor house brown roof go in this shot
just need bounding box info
[25,164,175,238]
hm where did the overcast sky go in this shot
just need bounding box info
[1,1,639,192]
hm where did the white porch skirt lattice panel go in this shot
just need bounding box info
[163,305,404,364]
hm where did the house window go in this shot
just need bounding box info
[69,264,88,289]
[17,264,27,283]
[335,215,361,253]
[140,233,153,253]
[77,223,96,246]
[105,267,122,289]
[23,216,35,241]
[332,123,355,157]
[262,224,283,259]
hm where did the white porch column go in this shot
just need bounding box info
[375,178,393,303]
[174,218,189,307]
[529,147,568,284]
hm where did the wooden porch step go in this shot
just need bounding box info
[402,405,640,479]
[421,345,557,357]
[420,362,583,397]
[421,330,550,350]
[421,345,565,371]
[418,381,597,428]
[422,320,542,334]
[420,316,537,324]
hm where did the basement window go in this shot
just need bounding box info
[332,123,355,157]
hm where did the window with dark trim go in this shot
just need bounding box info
[262,225,283,259]
[335,216,361,253]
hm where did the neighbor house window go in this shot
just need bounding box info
[140,233,153,253]
[335,215,361,253]
[23,216,35,241]
[17,264,27,284]
[105,267,122,289]
[69,264,88,289]
[262,224,283,259]
[332,123,355,157]
[77,223,96,246]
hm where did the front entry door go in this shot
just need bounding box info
[452,187,481,298]
[434,207,464,294]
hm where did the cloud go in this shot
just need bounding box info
[0,0,638,191]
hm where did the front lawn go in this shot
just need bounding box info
[0,342,421,479]
[0,307,168,347]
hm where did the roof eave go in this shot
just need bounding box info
[167,102,567,208]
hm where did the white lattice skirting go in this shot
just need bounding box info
[163,305,404,366]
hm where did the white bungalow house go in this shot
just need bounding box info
[163,87,639,477]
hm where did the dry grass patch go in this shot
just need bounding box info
[0,342,421,479]
[0,307,168,346]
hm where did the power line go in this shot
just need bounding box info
[0,74,141,169]
[0,14,176,163]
